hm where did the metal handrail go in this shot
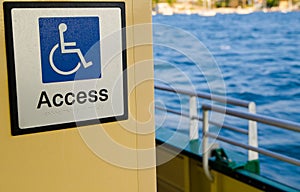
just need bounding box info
[155,84,258,160]
[155,105,248,134]
[202,104,300,133]
[202,104,300,181]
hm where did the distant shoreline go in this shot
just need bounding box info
[153,2,299,16]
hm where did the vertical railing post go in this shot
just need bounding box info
[202,108,213,181]
[189,96,199,140]
[248,102,258,161]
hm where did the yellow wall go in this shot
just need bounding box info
[0,0,156,191]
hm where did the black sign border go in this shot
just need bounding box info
[3,2,128,136]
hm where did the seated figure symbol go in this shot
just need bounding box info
[49,23,93,75]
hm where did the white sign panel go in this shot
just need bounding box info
[4,2,127,135]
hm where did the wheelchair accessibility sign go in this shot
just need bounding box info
[4,2,127,135]
[39,17,101,83]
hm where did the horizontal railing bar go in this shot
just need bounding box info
[209,121,248,135]
[155,84,250,108]
[206,132,300,167]
[203,104,300,133]
[155,106,189,118]
[155,106,248,135]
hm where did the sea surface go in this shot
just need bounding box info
[153,12,300,189]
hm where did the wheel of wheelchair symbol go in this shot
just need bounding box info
[49,43,81,75]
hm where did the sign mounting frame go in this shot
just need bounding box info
[4,2,128,136]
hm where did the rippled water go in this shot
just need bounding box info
[153,12,300,189]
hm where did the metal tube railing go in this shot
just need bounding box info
[203,109,213,181]
[202,104,300,181]
[155,106,248,134]
[155,84,257,160]
[202,104,300,133]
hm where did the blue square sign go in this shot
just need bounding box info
[39,17,101,83]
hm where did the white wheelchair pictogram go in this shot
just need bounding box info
[49,23,93,75]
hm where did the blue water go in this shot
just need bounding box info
[153,12,300,189]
